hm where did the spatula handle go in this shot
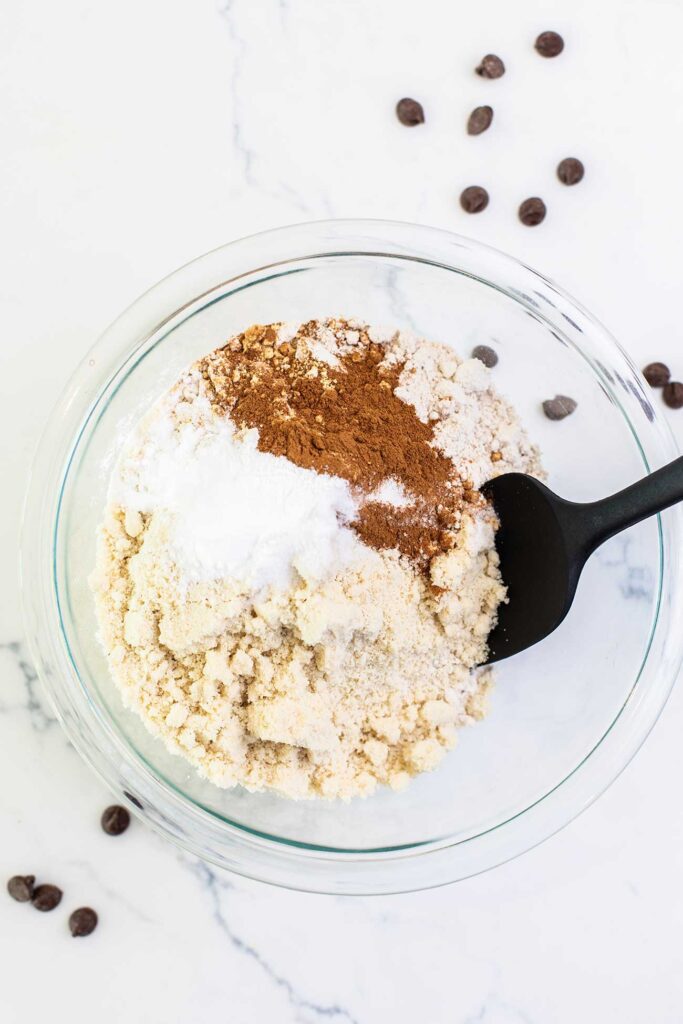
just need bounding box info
[575,455,683,555]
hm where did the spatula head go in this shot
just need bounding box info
[482,473,583,664]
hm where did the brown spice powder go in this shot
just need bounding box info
[200,322,482,568]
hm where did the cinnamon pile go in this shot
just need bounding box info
[200,320,482,569]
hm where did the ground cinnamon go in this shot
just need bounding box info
[201,320,480,568]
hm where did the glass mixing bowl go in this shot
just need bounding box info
[20,220,683,894]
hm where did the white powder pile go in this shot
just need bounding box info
[91,319,541,800]
[110,382,362,590]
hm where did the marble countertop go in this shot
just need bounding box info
[3,0,683,1021]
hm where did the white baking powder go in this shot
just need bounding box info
[111,392,362,589]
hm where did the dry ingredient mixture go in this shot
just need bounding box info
[91,319,541,800]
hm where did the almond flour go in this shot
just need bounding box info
[91,319,542,800]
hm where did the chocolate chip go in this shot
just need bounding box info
[535,31,564,57]
[557,157,584,186]
[519,197,546,226]
[69,907,98,937]
[663,381,683,409]
[31,884,62,912]
[467,105,493,135]
[396,98,424,126]
[101,804,130,836]
[643,362,670,387]
[475,54,505,79]
[472,345,498,367]
[543,395,577,420]
[460,186,489,213]
[7,875,35,903]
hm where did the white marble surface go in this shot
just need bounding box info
[3,0,683,1020]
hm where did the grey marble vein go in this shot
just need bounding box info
[216,0,331,218]
[218,0,256,188]
[186,858,361,1024]
[463,998,538,1024]
[68,860,159,926]
[384,266,420,332]
[0,640,57,731]
[277,0,291,28]
[595,536,654,601]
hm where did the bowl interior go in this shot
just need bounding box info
[57,250,661,852]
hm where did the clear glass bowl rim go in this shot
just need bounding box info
[19,218,683,895]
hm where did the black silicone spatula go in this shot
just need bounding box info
[482,457,683,664]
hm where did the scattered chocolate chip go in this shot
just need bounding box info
[7,875,35,903]
[543,395,577,420]
[643,362,670,388]
[69,907,98,937]
[535,31,564,57]
[557,157,584,186]
[475,54,505,79]
[396,98,425,126]
[467,105,493,135]
[31,884,63,912]
[519,197,547,226]
[472,345,498,367]
[101,805,130,836]
[460,185,489,213]
[663,381,683,409]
